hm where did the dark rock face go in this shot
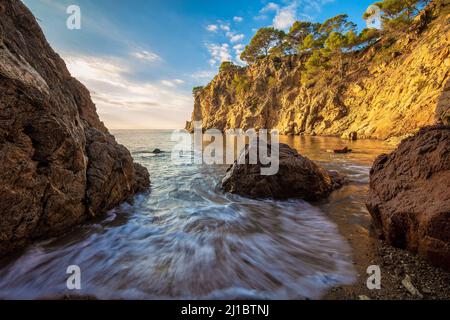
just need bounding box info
[222,143,342,201]
[0,0,150,256]
[367,125,450,271]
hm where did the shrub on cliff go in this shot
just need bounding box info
[231,73,251,96]
[219,61,238,73]
[371,0,431,34]
[240,27,285,64]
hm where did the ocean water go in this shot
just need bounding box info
[0,130,393,300]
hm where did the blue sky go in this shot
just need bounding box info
[23,0,374,129]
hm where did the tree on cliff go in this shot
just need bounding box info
[240,27,286,64]
[319,14,357,36]
[371,0,431,34]
[287,21,321,53]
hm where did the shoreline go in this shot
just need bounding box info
[323,199,450,300]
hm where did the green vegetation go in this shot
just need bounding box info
[219,61,238,73]
[240,27,285,64]
[194,0,430,94]
[192,86,204,95]
[231,73,251,96]
[371,0,431,34]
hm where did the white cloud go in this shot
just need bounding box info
[255,1,335,30]
[233,44,246,65]
[273,2,298,30]
[161,79,184,87]
[132,50,161,62]
[206,24,218,32]
[192,70,216,80]
[233,16,243,22]
[220,24,231,32]
[260,2,279,13]
[233,44,245,54]
[226,31,245,43]
[63,54,192,129]
[206,43,232,66]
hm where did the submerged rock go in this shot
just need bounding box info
[0,1,150,256]
[367,125,450,271]
[334,147,352,154]
[222,143,343,201]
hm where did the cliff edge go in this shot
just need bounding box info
[187,1,449,140]
[0,0,150,256]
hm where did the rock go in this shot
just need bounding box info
[334,147,352,154]
[0,1,150,256]
[348,132,358,141]
[152,148,163,154]
[435,79,450,125]
[358,295,371,300]
[222,143,342,200]
[367,125,450,271]
[402,275,424,298]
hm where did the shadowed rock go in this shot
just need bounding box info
[367,125,450,271]
[222,143,343,201]
[0,0,150,256]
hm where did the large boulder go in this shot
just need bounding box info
[0,0,149,256]
[367,125,450,271]
[222,143,342,200]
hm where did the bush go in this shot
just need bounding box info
[219,61,237,73]
[232,74,251,96]
[192,86,204,95]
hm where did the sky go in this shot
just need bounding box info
[23,0,375,129]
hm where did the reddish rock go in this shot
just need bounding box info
[0,0,149,256]
[367,125,450,271]
[222,143,343,201]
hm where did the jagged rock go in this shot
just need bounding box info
[367,125,450,271]
[348,132,358,141]
[0,0,150,256]
[222,143,343,201]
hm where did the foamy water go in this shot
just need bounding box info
[0,130,393,299]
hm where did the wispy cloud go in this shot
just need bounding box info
[161,79,184,87]
[132,50,161,62]
[233,16,244,23]
[191,70,216,81]
[273,2,298,30]
[64,54,191,129]
[220,24,231,32]
[206,24,218,32]
[226,31,245,43]
[256,0,336,29]
[206,43,232,66]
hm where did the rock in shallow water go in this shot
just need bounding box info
[367,125,450,271]
[222,143,343,201]
[0,1,149,256]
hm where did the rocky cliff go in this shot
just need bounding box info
[187,1,450,140]
[367,125,450,271]
[0,0,150,256]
